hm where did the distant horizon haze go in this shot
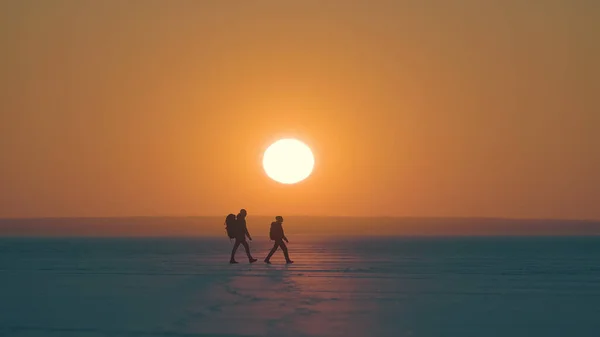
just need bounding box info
[1,216,599,237]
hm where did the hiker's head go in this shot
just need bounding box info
[239,209,247,217]
[275,216,283,223]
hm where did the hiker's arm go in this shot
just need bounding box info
[245,226,252,240]
[283,228,289,242]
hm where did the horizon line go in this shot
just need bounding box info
[1,215,599,223]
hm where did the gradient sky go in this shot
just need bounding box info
[1,0,599,219]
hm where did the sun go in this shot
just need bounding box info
[263,139,315,184]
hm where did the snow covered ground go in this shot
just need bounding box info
[1,236,599,337]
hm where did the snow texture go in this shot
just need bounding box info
[1,236,599,337]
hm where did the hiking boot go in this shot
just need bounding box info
[249,258,257,263]
[286,260,294,264]
[229,260,239,264]
[264,259,271,264]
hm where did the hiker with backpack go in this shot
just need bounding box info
[225,209,257,264]
[264,216,293,264]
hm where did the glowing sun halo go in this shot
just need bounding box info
[263,139,315,184]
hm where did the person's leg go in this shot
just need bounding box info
[230,240,241,263]
[240,240,256,262]
[264,241,280,263]
[280,241,293,263]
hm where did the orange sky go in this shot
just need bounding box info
[1,1,599,219]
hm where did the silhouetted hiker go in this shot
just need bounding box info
[264,216,293,264]
[229,209,257,264]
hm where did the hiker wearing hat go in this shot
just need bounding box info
[264,216,293,264]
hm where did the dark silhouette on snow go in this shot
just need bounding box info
[230,209,257,264]
[265,216,293,264]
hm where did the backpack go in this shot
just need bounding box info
[269,221,283,240]
[225,214,237,239]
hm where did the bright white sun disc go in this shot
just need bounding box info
[263,139,314,184]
